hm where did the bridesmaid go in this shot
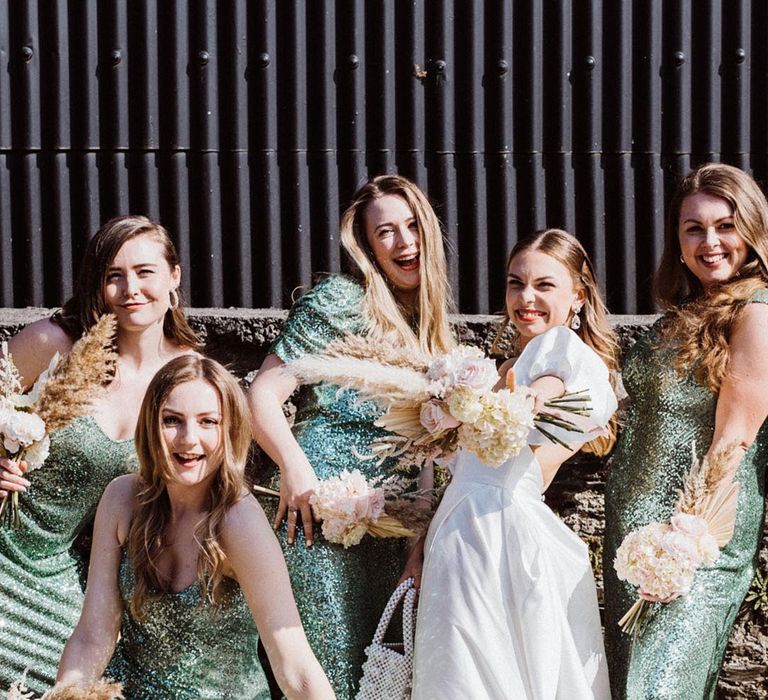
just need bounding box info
[0,215,199,694]
[248,175,455,697]
[604,163,768,699]
[57,356,333,700]
[411,229,619,699]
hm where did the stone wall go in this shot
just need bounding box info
[1,308,766,697]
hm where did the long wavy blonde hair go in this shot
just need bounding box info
[655,163,768,392]
[492,229,620,456]
[339,175,455,354]
[128,356,251,619]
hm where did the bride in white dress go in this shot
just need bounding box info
[411,229,619,700]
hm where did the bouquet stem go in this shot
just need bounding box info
[0,491,21,529]
[618,599,652,638]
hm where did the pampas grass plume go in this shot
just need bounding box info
[42,680,123,700]
[33,315,118,432]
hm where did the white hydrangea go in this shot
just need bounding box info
[457,388,535,467]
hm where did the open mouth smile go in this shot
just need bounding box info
[173,452,205,469]
[393,253,420,272]
[515,309,547,323]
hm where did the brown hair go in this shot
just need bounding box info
[655,163,768,392]
[492,228,620,456]
[55,215,200,350]
[339,175,455,354]
[128,356,251,619]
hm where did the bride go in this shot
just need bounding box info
[411,229,619,700]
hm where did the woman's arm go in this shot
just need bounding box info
[709,303,768,472]
[6,317,73,388]
[57,476,134,685]
[222,497,335,700]
[248,353,319,546]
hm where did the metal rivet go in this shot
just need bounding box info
[21,46,33,62]
[673,51,685,66]
[348,54,359,69]
[434,59,447,73]
[110,49,121,66]
[259,52,270,68]
[198,50,209,66]
[585,55,596,70]
[735,48,746,64]
[497,59,509,76]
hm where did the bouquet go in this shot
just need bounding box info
[614,443,739,637]
[287,336,598,471]
[0,316,118,528]
[7,671,123,699]
[309,469,415,547]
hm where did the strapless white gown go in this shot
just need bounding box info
[411,326,616,700]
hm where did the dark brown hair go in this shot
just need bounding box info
[55,215,200,349]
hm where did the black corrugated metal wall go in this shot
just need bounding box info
[0,1,765,314]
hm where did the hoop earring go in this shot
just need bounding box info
[170,288,180,310]
[570,308,581,331]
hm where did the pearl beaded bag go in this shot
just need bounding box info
[356,577,417,700]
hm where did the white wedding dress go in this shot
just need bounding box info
[411,326,617,700]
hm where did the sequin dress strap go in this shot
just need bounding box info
[747,286,768,305]
[271,275,365,362]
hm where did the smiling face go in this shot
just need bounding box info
[678,192,750,288]
[161,379,223,487]
[103,234,181,332]
[363,194,421,305]
[506,249,584,348]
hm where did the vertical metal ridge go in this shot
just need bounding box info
[2,1,768,317]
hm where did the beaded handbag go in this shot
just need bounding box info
[356,577,417,700]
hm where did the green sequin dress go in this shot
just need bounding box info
[266,274,406,699]
[0,415,135,695]
[604,290,768,700]
[106,550,270,699]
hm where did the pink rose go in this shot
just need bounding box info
[420,400,461,434]
[670,513,709,539]
[451,358,498,393]
[427,356,454,381]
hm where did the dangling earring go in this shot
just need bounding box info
[680,254,686,265]
[570,307,582,330]
[169,288,180,310]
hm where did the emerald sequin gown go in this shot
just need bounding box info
[106,551,270,699]
[0,415,135,695]
[604,290,768,700]
[266,275,406,699]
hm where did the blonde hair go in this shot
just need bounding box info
[492,229,620,456]
[655,163,768,392]
[339,175,455,354]
[128,356,252,619]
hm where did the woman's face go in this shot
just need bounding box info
[678,192,750,288]
[161,379,223,487]
[506,249,584,348]
[103,234,181,332]
[363,194,421,304]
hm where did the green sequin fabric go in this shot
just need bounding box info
[106,550,270,700]
[604,289,768,700]
[0,415,135,695]
[264,275,406,699]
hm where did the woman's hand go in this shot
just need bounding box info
[639,591,680,604]
[275,456,319,547]
[0,458,30,498]
[398,536,426,591]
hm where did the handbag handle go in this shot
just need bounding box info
[371,577,416,648]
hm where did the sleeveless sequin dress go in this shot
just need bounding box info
[603,289,768,700]
[106,551,270,699]
[265,274,406,699]
[0,415,136,695]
